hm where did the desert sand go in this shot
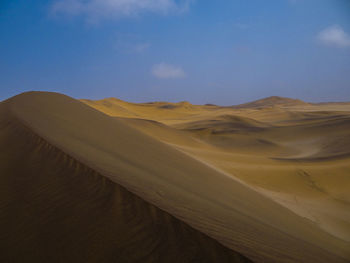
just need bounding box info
[1,92,349,262]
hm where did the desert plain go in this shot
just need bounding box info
[0,91,349,262]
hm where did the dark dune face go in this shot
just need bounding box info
[1,92,349,263]
[0,110,251,262]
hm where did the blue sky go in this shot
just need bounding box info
[1,0,349,104]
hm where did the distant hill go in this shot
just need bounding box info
[233,96,310,108]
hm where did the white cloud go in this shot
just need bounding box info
[317,25,350,48]
[152,63,185,79]
[51,0,193,21]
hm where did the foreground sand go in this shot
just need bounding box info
[0,92,349,262]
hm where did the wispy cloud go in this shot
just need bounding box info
[317,25,350,48]
[51,0,193,22]
[152,63,185,79]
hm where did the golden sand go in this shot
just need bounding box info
[0,92,349,262]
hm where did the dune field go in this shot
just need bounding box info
[1,91,349,262]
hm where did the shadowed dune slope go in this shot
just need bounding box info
[0,108,250,262]
[1,92,349,263]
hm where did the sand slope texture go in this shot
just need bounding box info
[0,92,349,262]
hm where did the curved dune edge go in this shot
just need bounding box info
[0,109,251,262]
[117,116,350,243]
[103,98,350,243]
[3,92,350,263]
[272,153,350,162]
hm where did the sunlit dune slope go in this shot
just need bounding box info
[82,94,350,261]
[81,97,218,125]
[120,111,350,243]
[1,92,349,263]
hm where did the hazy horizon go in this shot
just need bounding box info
[2,91,350,107]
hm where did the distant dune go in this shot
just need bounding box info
[232,96,310,109]
[1,92,350,262]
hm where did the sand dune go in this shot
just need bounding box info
[0,110,250,263]
[83,94,350,259]
[114,105,350,244]
[232,96,310,109]
[1,92,349,262]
